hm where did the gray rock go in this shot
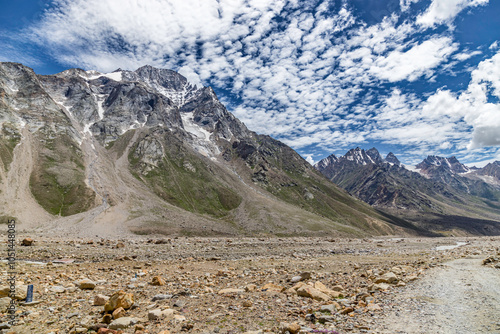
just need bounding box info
[108,316,139,329]
[151,294,172,301]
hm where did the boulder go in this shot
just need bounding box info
[296,285,330,302]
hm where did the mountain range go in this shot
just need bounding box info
[315,148,500,235]
[0,62,425,238]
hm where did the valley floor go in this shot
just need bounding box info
[0,235,498,333]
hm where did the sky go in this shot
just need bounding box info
[1,0,500,167]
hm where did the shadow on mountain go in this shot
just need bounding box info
[420,214,500,236]
[375,209,442,237]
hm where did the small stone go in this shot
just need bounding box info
[340,307,354,315]
[79,279,96,290]
[151,276,165,286]
[151,294,172,302]
[0,297,11,312]
[21,238,34,246]
[0,284,28,300]
[242,300,253,307]
[279,322,301,334]
[108,317,139,330]
[50,286,66,293]
[98,328,123,334]
[104,291,134,312]
[0,323,11,330]
[218,288,244,294]
[102,314,113,324]
[94,294,110,306]
[374,272,398,284]
[148,308,176,320]
[245,284,257,292]
[296,285,330,302]
[113,307,126,319]
[371,283,390,291]
[262,283,285,292]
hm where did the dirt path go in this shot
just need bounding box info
[376,257,500,333]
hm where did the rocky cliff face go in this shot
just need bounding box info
[0,62,415,237]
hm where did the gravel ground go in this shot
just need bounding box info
[0,235,498,334]
[374,257,500,334]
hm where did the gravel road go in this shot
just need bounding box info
[376,257,500,333]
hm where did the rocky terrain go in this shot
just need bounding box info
[315,148,500,236]
[0,62,420,238]
[0,235,498,333]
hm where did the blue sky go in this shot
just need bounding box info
[1,0,500,167]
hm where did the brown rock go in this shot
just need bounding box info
[104,291,134,312]
[245,284,257,292]
[0,284,28,300]
[296,285,330,302]
[262,283,285,293]
[98,329,123,334]
[94,294,110,306]
[374,272,398,284]
[280,322,301,334]
[340,307,354,314]
[112,307,126,319]
[21,238,34,246]
[151,276,165,286]
[218,288,244,294]
[102,314,113,324]
[79,278,96,290]
[242,300,253,307]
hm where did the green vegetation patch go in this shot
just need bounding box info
[129,131,241,218]
[0,122,21,171]
[30,129,95,216]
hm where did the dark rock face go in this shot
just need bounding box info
[315,147,500,234]
[385,152,401,166]
[478,161,500,180]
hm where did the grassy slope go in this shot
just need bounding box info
[29,129,96,216]
[128,129,241,218]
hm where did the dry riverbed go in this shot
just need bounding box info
[0,235,499,334]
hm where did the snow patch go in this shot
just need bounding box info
[180,111,220,157]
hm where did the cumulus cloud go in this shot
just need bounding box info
[370,37,458,82]
[417,0,489,27]
[421,51,500,149]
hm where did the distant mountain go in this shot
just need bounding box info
[0,62,420,237]
[315,148,500,235]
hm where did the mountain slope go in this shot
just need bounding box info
[315,148,500,235]
[0,62,419,237]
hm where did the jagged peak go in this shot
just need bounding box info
[385,152,401,166]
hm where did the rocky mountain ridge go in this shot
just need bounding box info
[0,62,420,237]
[315,148,500,235]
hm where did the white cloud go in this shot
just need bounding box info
[421,51,500,150]
[417,0,489,27]
[370,37,458,82]
[400,0,421,11]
